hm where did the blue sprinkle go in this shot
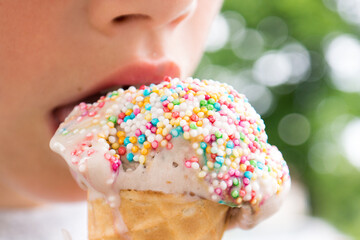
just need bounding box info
[176,84,184,89]
[176,126,183,133]
[127,153,134,162]
[214,102,221,111]
[214,162,222,168]
[160,96,168,102]
[171,129,179,137]
[124,116,131,122]
[257,162,264,170]
[257,126,261,132]
[216,156,224,163]
[145,104,152,111]
[130,113,136,119]
[138,135,146,144]
[200,142,207,149]
[149,84,156,87]
[143,89,151,96]
[226,141,234,149]
[151,118,159,126]
[124,137,130,146]
[244,171,253,179]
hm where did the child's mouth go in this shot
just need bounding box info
[49,60,181,134]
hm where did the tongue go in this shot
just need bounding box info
[53,103,77,123]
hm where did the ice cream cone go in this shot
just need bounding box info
[88,190,229,240]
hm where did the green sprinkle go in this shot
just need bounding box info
[233,178,239,186]
[208,98,215,105]
[200,100,207,107]
[108,115,117,124]
[215,131,222,138]
[240,132,245,141]
[250,160,257,167]
[173,99,180,105]
[190,122,198,129]
[231,190,239,199]
[207,104,214,110]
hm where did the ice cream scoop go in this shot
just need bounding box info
[50,77,290,239]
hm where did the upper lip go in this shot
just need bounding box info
[50,60,181,132]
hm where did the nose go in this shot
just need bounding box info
[88,0,197,35]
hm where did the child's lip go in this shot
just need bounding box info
[50,60,180,134]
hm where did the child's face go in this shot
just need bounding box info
[0,0,223,203]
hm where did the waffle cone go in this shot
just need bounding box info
[88,190,229,240]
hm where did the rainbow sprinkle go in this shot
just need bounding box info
[58,77,290,207]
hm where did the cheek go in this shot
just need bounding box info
[169,0,223,76]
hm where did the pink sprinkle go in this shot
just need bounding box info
[184,94,189,99]
[240,190,246,197]
[190,156,199,162]
[98,101,105,108]
[227,119,233,124]
[166,142,173,150]
[227,180,233,187]
[150,126,157,133]
[240,156,247,164]
[146,122,152,129]
[204,135,211,143]
[183,125,190,132]
[79,102,87,110]
[162,100,170,107]
[234,139,240,146]
[217,173,223,179]
[87,149,95,156]
[214,188,222,195]
[185,160,191,168]
[223,174,230,180]
[235,170,241,177]
[151,141,159,149]
[77,116,83,122]
[211,134,216,142]
[165,134,172,141]
[228,168,235,176]
[243,178,250,185]
[88,111,97,117]
[117,119,123,125]
[104,153,111,160]
[135,129,142,136]
[133,108,140,115]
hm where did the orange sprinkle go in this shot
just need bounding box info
[129,136,137,144]
[143,141,151,149]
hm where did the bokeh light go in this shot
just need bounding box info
[308,142,340,173]
[231,29,265,60]
[278,113,311,146]
[340,118,360,170]
[205,14,230,52]
[257,16,288,48]
[241,84,275,116]
[325,34,360,92]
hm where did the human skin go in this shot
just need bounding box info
[0,0,223,207]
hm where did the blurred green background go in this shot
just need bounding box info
[194,0,360,238]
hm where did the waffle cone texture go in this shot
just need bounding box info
[88,190,229,240]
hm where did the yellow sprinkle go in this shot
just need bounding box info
[183,116,190,122]
[171,93,178,99]
[251,174,257,180]
[131,146,139,153]
[140,148,148,155]
[200,107,208,113]
[179,98,185,103]
[164,113,172,119]
[206,146,211,153]
[169,119,175,125]
[152,87,159,93]
[179,90,186,97]
[131,99,136,104]
[156,128,163,135]
[139,155,146,165]
[240,164,247,172]
[118,137,125,144]
[196,120,203,127]
[198,171,206,178]
[162,128,169,136]
[125,109,132,116]
[231,162,238,169]
[144,97,150,104]
[168,103,174,110]
[236,198,243,205]
[157,122,165,128]
[111,143,120,150]
[107,122,114,128]
[129,136,137,144]
[193,107,200,113]
[145,113,152,121]
[138,102,144,107]
[143,141,151,149]
[183,132,190,139]
[174,119,180,126]
[160,140,168,147]
[250,198,257,205]
[98,133,106,139]
[277,179,283,185]
[117,131,126,138]
[207,161,214,169]
[197,112,204,118]
[141,109,146,114]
